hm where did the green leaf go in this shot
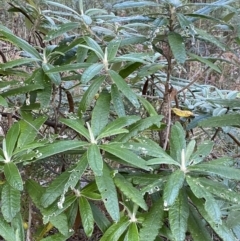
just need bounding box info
[189,140,213,165]
[78,76,105,116]
[196,28,227,51]
[114,173,147,210]
[115,115,163,143]
[95,163,119,222]
[119,62,143,79]
[81,63,104,84]
[0,95,8,107]
[17,115,47,148]
[188,52,221,73]
[1,84,44,98]
[101,143,150,171]
[91,90,111,138]
[198,177,240,204]
[111,84,126,117]
[12,213,25,241]
[169,190,189,241]
[168,32,186,64]
[97,116,140,140]
[0,218,15,241]
[185,140,196,164]
[163,170,185,207]
[87,144,103,176]
[0,25,41,59]
[0,58,39,69]
[42,195,77,224]
[138,96,158,116]
[5,122,20,159]
[60,118,90,141]
[100,216,129,241]
[42,63,61,85]
[45,63,91,73]
[40,233,72,241]
[188,163,240,180]
[79,196,94,237]
[1,183,21,222]
[139,198,164,241]
[189,191,236,241]
[37,140,87,160]
[187,176,222,224]
[84,36,104,59]
[41,171,71,208]
[188,204,212,241]
[41,154,88,208]
[169,122,186,163]
[4,162,23,191]
[207,98,240,108]
[26,179,45,210]
[90,202,111,232]
[44,22,79,41]
[107,40,121,60]
[109,70,140,108]
[127,222,139,241]
[49,213,69,237]
[199,114,240,127]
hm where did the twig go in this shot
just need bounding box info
[163,94,171,150]
[26,200,32,241]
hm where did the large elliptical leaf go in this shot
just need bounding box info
[170,122,186,163]
[60,118,90,141]
[199,114,240,127]
[188,140,213,165]
[163,169,185,207]
[189,190,236,241]
[95,163,119,222]
[127,222,139,241]
[79,196,94,237]
[17,115,47,148]
[78,76,105,116]
[111,84,126,117]
[4,163,23,191]
[115,115,163,143]
[169,189,189,241]
[114,174,147,210]
[37,140,87,160]
[188,204,212,241]
[49,213,69,237]
[100,143,150,171]
[100,216,129,241]
[42,63,61,85]
[0,218,15,241]
[186,176,222,224]
[188,163,240,180]
[41,154,88,208]
[0,25,41,59]
[109,70,140,108]
[1,183,21,222]
[91,90,111,138]
[97,115,140,140]
[5,122,20,159]
[168,32,186,64]
[87,144,103,176]
[44,22,79,41]
[139,198,164,241]
[81,63,104,84]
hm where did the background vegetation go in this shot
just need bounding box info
[0,0,240,240]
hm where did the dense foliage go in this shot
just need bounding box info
[0,0,240,240]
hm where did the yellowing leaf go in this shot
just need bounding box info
[172,108,194,118]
